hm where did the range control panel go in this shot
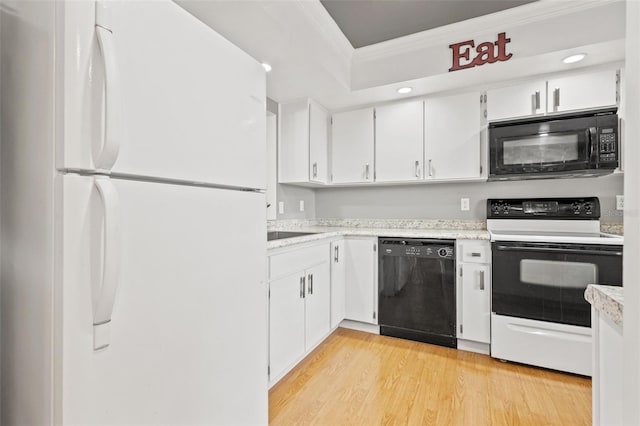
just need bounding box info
[487,197,600,219]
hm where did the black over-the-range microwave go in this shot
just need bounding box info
[488,108,619,180]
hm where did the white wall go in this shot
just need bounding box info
[623,0,640,424]
[315,174,624,223]
[0,1,56,424]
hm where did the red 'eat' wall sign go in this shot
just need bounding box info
[449,32,513,72]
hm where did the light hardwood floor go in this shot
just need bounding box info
[269,328,591,425]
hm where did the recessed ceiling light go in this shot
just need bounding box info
[261,62,272,72]
[562,53,587,64]
[397,87,412,94]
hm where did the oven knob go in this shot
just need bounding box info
[584,204,592,212]
[572,202,581,212]
[438,248,448,257]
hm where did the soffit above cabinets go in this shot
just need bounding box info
[178,0,625,111]
[320,0,538,49]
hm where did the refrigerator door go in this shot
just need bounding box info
[56,174,267,425]
[58,1,266,189]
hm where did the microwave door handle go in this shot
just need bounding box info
[495,245,622,256]
[588,127,597,163]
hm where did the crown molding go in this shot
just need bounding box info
[295,0,354,63]
[353,0,623,63]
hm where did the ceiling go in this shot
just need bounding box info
[320,0,538,48]
[178,0,625,110]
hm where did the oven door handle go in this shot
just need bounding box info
[495,245,622,256]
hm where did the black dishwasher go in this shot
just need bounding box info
[378,238,456,348]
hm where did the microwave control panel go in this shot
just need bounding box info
[598,128,617,163]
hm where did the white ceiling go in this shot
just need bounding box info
[320,0,538,48]
[177,0,625,111]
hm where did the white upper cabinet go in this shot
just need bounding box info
[279,99,329,184]
[331,108,375,184]
[486,80,547,121]
[547,69,618,113]
[424,92,483,180]
[309,103,330,183]
[375,100,424,182]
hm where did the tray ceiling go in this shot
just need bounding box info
[321,0,538,48]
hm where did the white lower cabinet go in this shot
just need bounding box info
[456,240,491,353]
[592,308,623,426]
[330,240,346,329]
[268,243,330,384]
[344,237,378,324]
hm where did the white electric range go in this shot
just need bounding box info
[487,197,623,376]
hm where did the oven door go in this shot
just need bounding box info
[489,115,597,178]
[492,241,622,327]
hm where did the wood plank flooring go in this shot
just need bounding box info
[269,328,591,425]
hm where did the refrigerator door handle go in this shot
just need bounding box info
[93,177,122,350]
[95,25,121,171]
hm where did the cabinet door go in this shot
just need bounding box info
[304,262,331,350]
[375,100,424,182]
[486,80,546,121]
[309,102,329,184]
[278,100,310,183]
[269,274,306,381]
[344,238,377,324]
[331,108,375,183]
[330,240,346,329]
[458,263,491,343]
[425,92,482,180]
[547,69,618,113]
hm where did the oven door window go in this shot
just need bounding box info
[492,242,622,327]
[498,131,589,171]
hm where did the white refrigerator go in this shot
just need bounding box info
[1,1,268,425]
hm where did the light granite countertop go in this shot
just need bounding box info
[585,285,623,326]
[267,226,490,250]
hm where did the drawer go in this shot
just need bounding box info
[269,243,329,280]
[457,240,491,264]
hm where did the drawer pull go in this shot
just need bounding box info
[471,252,482,257]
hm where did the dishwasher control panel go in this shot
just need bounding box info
[379,239,455,259]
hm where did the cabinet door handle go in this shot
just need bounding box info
[313,162,317,178]
[300,277,304,298]
[532,90,541,112]
[415,160,420,178]
[553,88,560,111]
[479,270,485,290]
[471,252,482,257]
[303,276,306,298]
[365,163,370,180]
[428,159,433,177]
[334,246,339,262]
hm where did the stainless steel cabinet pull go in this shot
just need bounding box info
[313,162,317,178]
[302,276,306,298]
[300,277,304,298]
[479,270,485,290]
[428,159,433,177]
[365,163,370,180]
[334,246,339,262]
[534,90,540,111]
[553,88,560,111]
[415,160,420,178]
[308,274,313,295]
[471,252,482,257]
